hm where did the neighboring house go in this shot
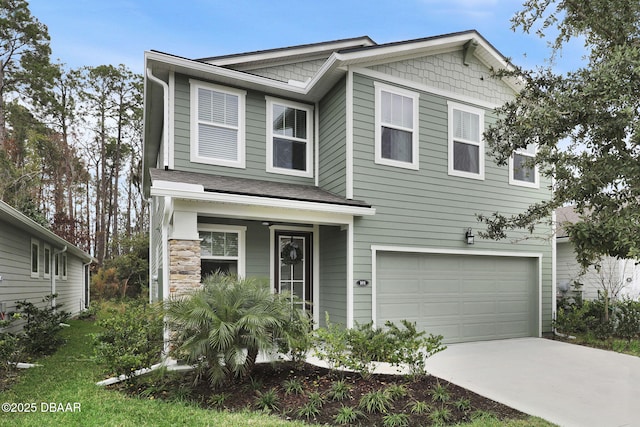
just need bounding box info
[143,30,553,344]
[0,200,93,328]
[555,205,640,301]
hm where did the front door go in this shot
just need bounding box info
[275,231,312,314]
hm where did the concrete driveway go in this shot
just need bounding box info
[424,338,640,427]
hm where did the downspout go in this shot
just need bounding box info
[51,246,67,309]
[82,261,92,310]
[146,66,170,170]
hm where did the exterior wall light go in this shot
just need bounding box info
[465,228,475,245]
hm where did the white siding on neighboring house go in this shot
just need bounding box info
[557,240,640,301]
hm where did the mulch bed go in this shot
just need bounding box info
[115,361,528,426]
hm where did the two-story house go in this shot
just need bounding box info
[143,30,553,344]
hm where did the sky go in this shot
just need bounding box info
[27,0,586,75]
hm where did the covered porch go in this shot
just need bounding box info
[149,168,375,327]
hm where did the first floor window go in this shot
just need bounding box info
[510,144,538,187]
[375,82,419,170]
[266,97,313,177]
[199,225,246,279]
[44,245,51,278]
[448,102,484,180]
[31,239,39,278]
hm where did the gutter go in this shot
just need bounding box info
[146,66,170,170]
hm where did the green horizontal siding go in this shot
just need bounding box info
[318,225,347,326]
[172,74,315,185]
[350,72,553,332]
[318,78,347,197]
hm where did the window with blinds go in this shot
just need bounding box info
[510,143,539,188]
[374,82,420,170]
[448,101,485,180]
[190,80,246,168]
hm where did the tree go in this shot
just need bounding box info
[0,0,54,146]
[479,0,640,267]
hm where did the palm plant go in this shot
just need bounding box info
[166,273,308,387]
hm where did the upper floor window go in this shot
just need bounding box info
[374,82,420,170]
[190,80,246,168]
[448,102,485,180]
[510,144,539,188]
[266,97,313,177]
[31,238,40,278]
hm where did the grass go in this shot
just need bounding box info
[560,334,640,357]
[2,317,555,427]
[1,320,313,427]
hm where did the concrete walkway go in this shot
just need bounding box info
[424,338,640,427]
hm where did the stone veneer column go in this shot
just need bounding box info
[168,239,201,297]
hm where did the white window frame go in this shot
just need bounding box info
[54,253,60,278]
[265,96,314,178]
[190,79,246,168]
[30,238,40,278]
[198,224,246,278]
[374,82,420,170]
[509,145,540,188]
[448,101,485,180]
[43,244,51,279]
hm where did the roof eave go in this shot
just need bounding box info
[150,182,376,217]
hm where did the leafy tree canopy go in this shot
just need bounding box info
[480,0,640,267]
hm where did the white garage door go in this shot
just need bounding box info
[376,252,538,343]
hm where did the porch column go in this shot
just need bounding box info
[168,210,201,297]
[168,239,201,297]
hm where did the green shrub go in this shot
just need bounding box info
[166,273,309,388]
[334,405,363,425]
[0,315,22,371]
[314,314,446,378]
[613,298,640,340]
[326,379,351,401]
[358,390,392,414]
[254,388,279,412]
[382,413,410,427]
[93,301,163,376]
[283,378,304,396]
[15,294,70,356]
[296,401,320,420]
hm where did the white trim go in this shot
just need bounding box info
[198,224,247,278]
[61,253,68,280]
[314,102,320,186]
[447,101,485,180]
[370,245,543,338]
[354,67,502,110]
[346,218,354,328]
[43,244,51,279]
[189,79,246,169]
[168,71,175,169]
[374,82,420,170]
[265,96,314,178]
[30,238,40,278]
[313,224,320,327]
[509,146,540,188]
[346,69,354,199]
[551,210,557,323]
[150,183,375,217]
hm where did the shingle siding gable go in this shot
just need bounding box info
[368,50,514,106]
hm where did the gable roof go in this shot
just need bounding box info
[556,205,582,239]
[0,200,94,262]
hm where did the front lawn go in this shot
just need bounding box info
[1,320,310,427]
[0,318,554,426]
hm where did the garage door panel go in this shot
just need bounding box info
[377,252,538,343]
